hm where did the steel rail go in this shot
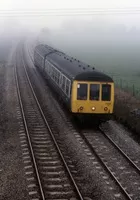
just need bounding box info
[21,50,84,200]
[99,126,140,174]
[81,132,133,200]
[15,52,46,200]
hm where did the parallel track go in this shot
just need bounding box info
[99,126,140,174]
[81,128,140,200]
[15,47,84,200]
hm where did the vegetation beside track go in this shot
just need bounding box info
[114,87,140,139]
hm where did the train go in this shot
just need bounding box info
[34,44,114,122]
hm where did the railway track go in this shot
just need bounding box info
[24,43,140,199]
[15,47,84,200]
[80,128,140,200]
[101,121,140,170]
[99,125,140,174]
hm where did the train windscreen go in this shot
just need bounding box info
[102,84,111,101]
[90,84,100,100]
[77,83,87,100]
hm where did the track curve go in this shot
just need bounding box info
[15,45,84,200]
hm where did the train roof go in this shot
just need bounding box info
[35,44,54,57]
[35,44,113,82]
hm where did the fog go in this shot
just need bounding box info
[0,3,140,78]
[38,16,140,77]
[0,18,30,61]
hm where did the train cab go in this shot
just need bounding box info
[71,72,114,116]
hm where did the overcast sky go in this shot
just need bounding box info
[0,0,140,9]
[1,0,140,72]
[0,0,140,32]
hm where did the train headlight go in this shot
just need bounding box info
[92,107,96,111]
[80,106,83,110]
[104,107,108,111]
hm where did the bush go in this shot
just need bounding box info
[114,88,140,134]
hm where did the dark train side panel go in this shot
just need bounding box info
[34,49,73,111]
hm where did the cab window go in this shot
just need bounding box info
[102,84,111,101]
[77,83,87,100]
[90,84,100,100]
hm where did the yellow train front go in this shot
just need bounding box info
[71,77,114,121]
[71,71,114,119]
[34,44,114,122]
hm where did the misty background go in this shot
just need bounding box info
[39,17,140,74]
[0,3,140,93]
[37,14,140,93]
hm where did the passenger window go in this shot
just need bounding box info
[57,72,60,84]
[62,76,66,91]
[59,75,62,86]
[77,83,87,100]
[90,84,100,100]
[102,84,111,101]
[66,80,70,96]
